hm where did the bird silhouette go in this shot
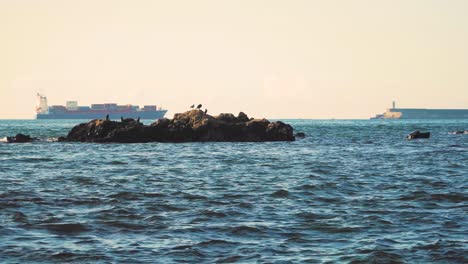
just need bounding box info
[105,114,109,121]
[137,117,140,123]
[197,104,202,109]
[190,104,195,108]
[204,109,208,114]
[121,116,124,122]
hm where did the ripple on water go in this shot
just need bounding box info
[230,225,266,236]
[108,160,128,165]
[412,239,468,262]
[200,210,227,218]
[12,157,55,163]
[399,191,467,203]
[270,189,290,198]
[345,250,405,264]
[107,191,143,200]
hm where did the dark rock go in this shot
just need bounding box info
[122,118,138,124]
[151,118,170,128]
[62,110,295,143]
[216,113,239,123]
[6,134,35,143]
[295,132,306,138]
[265,121,295,141]
[237,112,249,122]
[406,130,430,140]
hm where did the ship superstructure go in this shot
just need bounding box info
[35,93,167,120]
[371,101,468,119]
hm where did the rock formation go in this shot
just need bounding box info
[6,134,36,143]
[406,130,430,140]
[60,110,295,143]
[295,132,306,138]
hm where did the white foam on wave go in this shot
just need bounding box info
[0,137,7,143]
[449,130,468,135]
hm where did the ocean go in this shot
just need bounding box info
[0,119,467,263]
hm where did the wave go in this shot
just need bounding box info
[11,211,28,223]
[10,157,54,163]
[98,219,154,230]
[0,137,60,143]
[200,210,227,218]
[196,239,239,247]
[296,184,317,190]
[345,250,404,264]
[182,193,208,200]
[230,225,265,235]
[107,191,140,199]
[399,191,467,203]
[39,223,89,234]
[271,189,289,198]
[412,240,467,262]
[142,192,165,198]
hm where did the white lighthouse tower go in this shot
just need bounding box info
[36,93,49,114]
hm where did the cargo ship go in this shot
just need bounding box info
[35,93,167,119]
[371,101,468,119]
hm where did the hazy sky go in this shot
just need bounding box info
[1,0,467,119]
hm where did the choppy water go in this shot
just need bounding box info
[0,119,467,263]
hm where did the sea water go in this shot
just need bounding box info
[0,119,466,263]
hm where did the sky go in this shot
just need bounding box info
[1,0,467,119]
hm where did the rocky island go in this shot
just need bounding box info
[59,110,295,143]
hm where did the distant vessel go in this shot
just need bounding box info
[371,101,468,119]
[35,93,167,119]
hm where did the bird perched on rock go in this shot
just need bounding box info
[204,109,208,114]
[121,116,124,122]
[190,104,194,109]
[137,117,140,123]
[105,114,109,121]
[197,104,202,109]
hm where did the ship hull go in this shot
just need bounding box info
[395,109,468,119]
[372,108,468,119]
[37,110,167,120]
